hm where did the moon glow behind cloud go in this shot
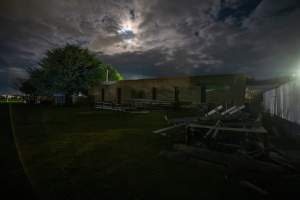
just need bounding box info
[1,0,300,93]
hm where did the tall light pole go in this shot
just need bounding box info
[106,69,109,82]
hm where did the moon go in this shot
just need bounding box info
[117,20,138,44]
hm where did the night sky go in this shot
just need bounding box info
[1,0,300,93]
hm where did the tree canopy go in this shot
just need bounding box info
[19,44,123,96]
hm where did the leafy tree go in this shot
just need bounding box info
[16,79,36,95]
[19,44,123,104]
[102,63,123,81]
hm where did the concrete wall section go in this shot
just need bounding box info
[89,74,247,106]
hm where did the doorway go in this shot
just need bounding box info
[117,88,122,104]
[101,88,105,102]
[152,87,157,100]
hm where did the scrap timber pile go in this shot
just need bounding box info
[154,105,300,197]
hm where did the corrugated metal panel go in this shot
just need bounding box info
[263,79,300,125]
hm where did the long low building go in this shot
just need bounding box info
[89,74,247,106]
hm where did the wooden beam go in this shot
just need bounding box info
[221,106,236,116]
[153,123,186,134]
[229,105,245,115]
[174,144,285,174]
[206,105,223,116]
[204,120,222,137]
[240,180,268,196]
[188,123,267,134]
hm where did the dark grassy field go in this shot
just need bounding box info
[9,105,265,200]
[0,105,36,199]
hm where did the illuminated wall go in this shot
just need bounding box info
[263,79,300,125]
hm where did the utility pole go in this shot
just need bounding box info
[106,69,109,82]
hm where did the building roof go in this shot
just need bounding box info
[117,73,247,83]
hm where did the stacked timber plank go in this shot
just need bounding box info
[153,104,298,197]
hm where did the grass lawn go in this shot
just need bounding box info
[0,105,36,199]
[0,100,24,104]
[11,105,248,200]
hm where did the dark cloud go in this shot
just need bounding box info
[215,0,262,25]
[130,9,136,20]
[0,0,300,93]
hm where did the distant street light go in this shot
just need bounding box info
[292,68,300,78]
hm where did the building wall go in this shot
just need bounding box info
[263,79,300,125]
[89,74,247,106]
